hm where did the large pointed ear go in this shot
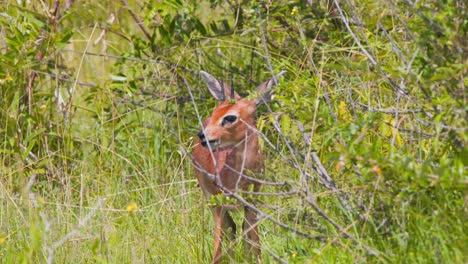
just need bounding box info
[254,70,286,105]
[200,71,239,101]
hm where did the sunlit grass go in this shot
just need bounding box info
[0,0,466,263]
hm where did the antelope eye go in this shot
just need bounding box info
[222,115,237,126]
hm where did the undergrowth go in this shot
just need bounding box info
[0,0,466,263]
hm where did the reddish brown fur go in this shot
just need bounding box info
[193,100,263,196]
[193,100,262,263]
[193,71,282,263]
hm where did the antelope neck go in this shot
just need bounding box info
[230,126,258,160]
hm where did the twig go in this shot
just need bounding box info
[403,0,445,36]
[179,139,328,242]
[62,49,195,73]
[32,70,97,87]
[298,22,337,121]
[258,7,356,219]
[333,0,433,118]
[380,119,436,137]
[257,8,278,85]
[391,93,402,147]
[238,190,298,196]
[65,24,97,115]
[120,0,154,45]
[237,174,290,186]
[301,181,378,255]
[227,187,326,241]
[358,102,423,114]
[414,117,467,131]
[333,0,377,65]
[310,152,355,214]
[261,246,289,264]
[47,198,105,264]
[378,23,407,64]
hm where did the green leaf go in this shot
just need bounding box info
[280,114,291,137]
[56,30,74,51]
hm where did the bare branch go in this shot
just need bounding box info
[47,198,105,264]
[62,49,195,73]
[333,0,434,118]
[120,0,154,45]
[358,102,423,114]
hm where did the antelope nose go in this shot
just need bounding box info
[198,130,205,141]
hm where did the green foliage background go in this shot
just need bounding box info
[0,0,466,263]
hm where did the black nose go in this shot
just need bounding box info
[198,130,205,140]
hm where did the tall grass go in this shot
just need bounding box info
[0,0,466,263]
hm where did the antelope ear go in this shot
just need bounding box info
[200,71,225,101]
[254,70,286,105]
[200,71,240,101]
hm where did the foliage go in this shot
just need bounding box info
[0,0,466,263]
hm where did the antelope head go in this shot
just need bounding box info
[198,70,286,150]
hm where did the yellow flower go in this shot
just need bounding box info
[125,202,139,212]
[0,234,7,244]
[0,75,13,84]
[291,6,298,16]
[338,101,352,122]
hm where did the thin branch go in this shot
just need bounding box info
[62,49,195,73]
[176,134,328,242]
[298,19,337,121]
[391,93,402,147]
[238,190,299,196]
[414,117,467,131]
[301,181,378,255]
[333,0,377,66]
[403,0,445,36]
[32,70,97,87]
[380,119,436,137]
[47,198,105,264]
[227,187,326,241]
[257,11,354,217]
[258,8,278,85]
[358,102,423,114]
[310,152,356,215]
[333,0,433,118]
[120,0,154,45]
[378,23,407,65]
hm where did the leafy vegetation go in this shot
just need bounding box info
[0,0,466,263]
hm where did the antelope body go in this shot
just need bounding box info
[192,71,284,263]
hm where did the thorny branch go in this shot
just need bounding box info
[187,146,378,254]
[179,76,379,257]
[255,7,361,218]
[240,119,356,213]
[120,0,154,46]
[358,102,423,114]
[333,0,433,118]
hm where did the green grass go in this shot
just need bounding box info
[0,0,466,263]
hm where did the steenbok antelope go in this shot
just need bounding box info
[192,70,285,263]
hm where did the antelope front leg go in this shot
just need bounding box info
[212,206,223,264]
[212,206,237,264]
[243,206,261,263]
